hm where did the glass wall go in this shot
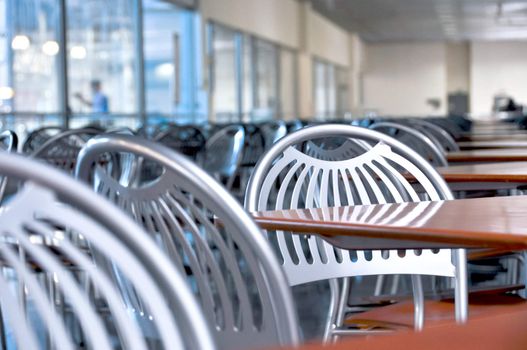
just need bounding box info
[210,23,238,123]
[314,58,350,120]
[0,0,62,136]
[144,0,205,124]
[0,0,204,138]
[208,21,297,123]
[280,49,297,120]
[253,37,278,122]
[67,0,136,128]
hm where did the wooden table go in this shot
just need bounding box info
[252,196,527,251]
[458,140,527,150]
[460,134,527,142]
[438,162,527,183]
[447,149,527,163]
[280,307,527,350]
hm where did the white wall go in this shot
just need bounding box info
[471,41,527,117]
[363,42,447,116]
[306,10,351,66]
[199,0,300,49]
[199,0,363,119]
[446,42,470,94]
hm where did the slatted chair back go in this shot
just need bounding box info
[286,120,304,134]
[30,128,102,173]
[22,126,64,154]
[370,122,448,167]
[201,125,245,189]
[75,135,300,350]
[0,152,214,350]
[412,119,460,152]
[0,130,18,202]
[261,120,287,151]
[154,125,206,159]
[245,125,467,325]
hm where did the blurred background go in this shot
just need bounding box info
[1,0,527,137]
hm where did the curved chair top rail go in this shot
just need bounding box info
[202,125,246,180]
[369,121,449,167]
[410,119,460,152]
[260,120,288,150]
[0,130,18,152]
[246,124,452,211]
[285,120,305,133]
[29,127,103,173]
[154,125,206,158]
[75,134,300,349]
[22,126,65,153]
[31,127,102,157]
[0,152,214,350]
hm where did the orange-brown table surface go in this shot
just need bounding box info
[276,306,527,350]
[458,140,527,150]
[437,161,527,183]
[252,196,527,250]
[447,149,527,163]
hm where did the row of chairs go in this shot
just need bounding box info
[0,115,491,349]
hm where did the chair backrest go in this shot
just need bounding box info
[154,125,205,159]
[0,130,18,202]
[202,125,245,188]
[75,135,300,350]
[370,122,448,167]
[411,119,460,152]
[22,126,64,154]
[240,124,266,166]
[0,130,18,152]
[0,152,214,350]
[245,125,460,287]
[260,121,287,150]
[286,120,304,134]
[30,128,101,172]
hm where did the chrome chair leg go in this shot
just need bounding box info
[322,278,340,343]
[455,249,468,324]
[374,275,385,296]
[390,274,400,295]
[331,277,351,342]
[520,252,527,299]
[411,275,424,331]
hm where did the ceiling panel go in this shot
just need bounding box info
[311,0,527,42]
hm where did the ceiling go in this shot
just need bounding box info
[311,0,527,42]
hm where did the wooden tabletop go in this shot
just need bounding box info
[447,149,527,163]
[458,140,527,150]
[281,307,527,350]
[252,196,527,250]
[437,162,527,183]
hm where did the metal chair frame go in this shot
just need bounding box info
[76,134,300,350]
[22,126,64,154]
[30,128,102,173]
[411,119,460,153]
[370,122,449,167]
[245,124,467,340]
[201,125,245,190]
[0,152,214,349]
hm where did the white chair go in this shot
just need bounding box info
[245,124,467,340]
[370,122,449,167]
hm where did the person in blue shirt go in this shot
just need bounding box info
[75,80,109,113]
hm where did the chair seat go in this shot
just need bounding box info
[345,293,527,331]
